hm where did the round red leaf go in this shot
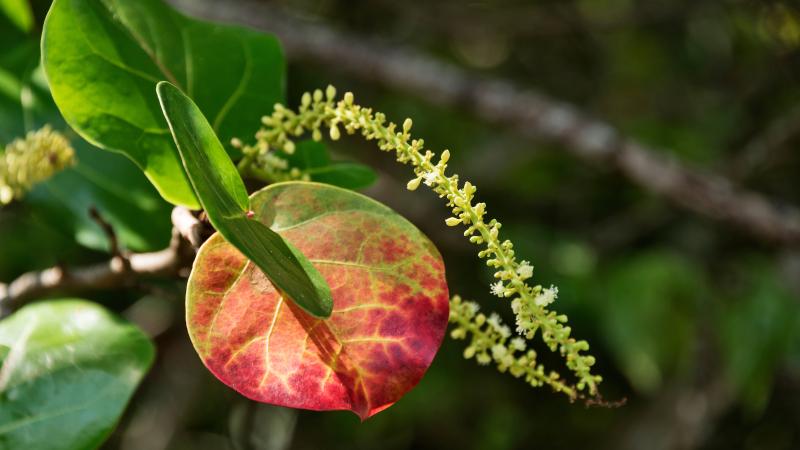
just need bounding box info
[187,182,449,419]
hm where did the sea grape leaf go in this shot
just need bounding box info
[42,0,285,208]
[282,141,377,190]
[0,299,154,450]
[157,82,332,318]
[186,182,449,419]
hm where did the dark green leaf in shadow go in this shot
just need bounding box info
[157,81,332,318]
[596,251,703,394]
[718,262,799,415]
[0,203,81,281]
[283,140,377,190]
[308,163,378,190]
[28,140,174,252]
[283,140,331,169]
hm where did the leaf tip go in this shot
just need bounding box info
[155,80,179,106]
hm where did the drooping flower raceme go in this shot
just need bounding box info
[0,126,74,205]
[449,296,578,397]
[237,86,602,399]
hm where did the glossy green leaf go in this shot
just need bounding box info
[284,141,377,190]
[42,0,285,208]
[157,81,333,318]
[0,299,154,450]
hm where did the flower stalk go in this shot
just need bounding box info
[237,86,602,398]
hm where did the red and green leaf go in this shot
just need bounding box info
[186,182,449,419]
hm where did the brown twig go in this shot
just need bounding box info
[169,0,800,247]
[88,205,131,275]
[0,207,203,316]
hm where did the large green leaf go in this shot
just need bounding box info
[0,299,154,450]
[42,0,285,208]
[157,81,333,319]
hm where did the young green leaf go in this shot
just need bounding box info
[42,0,285,208]
[156,81,333,319]
[0,300,154,450]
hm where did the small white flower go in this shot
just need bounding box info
[491,344,507,359]
[422,170,438,186]
[516,261,533,279]
[534,286,559,307]
[499,354,515,370]
[510,337,526,351]
[490,281,505,297]
[487,313,502,330]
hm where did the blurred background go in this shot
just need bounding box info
[3,0,800,449]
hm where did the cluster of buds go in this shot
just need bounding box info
[238,86,602,398]
[449,296,577,398]
[234,87,340,183]
[0,126,74,205]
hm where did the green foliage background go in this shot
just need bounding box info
[2,0,800,449]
